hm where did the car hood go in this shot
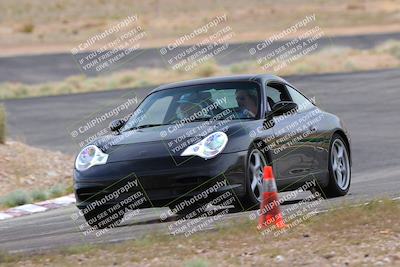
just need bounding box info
[92,120,253,162]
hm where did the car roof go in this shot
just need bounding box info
[150,74,287,93]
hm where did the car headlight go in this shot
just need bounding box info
[75,145,108,171]
[181,131,228,159]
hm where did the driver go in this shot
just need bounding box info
[176,93,203,120]
[235,89,258,118]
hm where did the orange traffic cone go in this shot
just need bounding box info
[258,166,286,230]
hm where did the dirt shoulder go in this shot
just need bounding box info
[1,199,399,266]
[0,0,399,56]
[0,141,73,207]
[1,25,400,57]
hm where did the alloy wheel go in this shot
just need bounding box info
[248,149,267,202]
[331,139,350,190]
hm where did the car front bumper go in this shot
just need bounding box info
[74,151,247,209]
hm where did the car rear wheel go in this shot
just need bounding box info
[241,148,267,209]
[318,134,351,198]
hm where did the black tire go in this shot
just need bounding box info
[82,205,125,229]
[317,133,351,198]
[241,147,268,210]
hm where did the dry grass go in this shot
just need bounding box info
[0,0,399,55]
[1,199,399,266]
[0,140,73,206]
[1,40,400,100]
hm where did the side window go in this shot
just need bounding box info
[266,83,291,110]
[286,85,314,112]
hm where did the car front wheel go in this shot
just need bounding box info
[241,148,267,209]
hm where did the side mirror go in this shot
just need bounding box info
[109,119,126,132]
[270,101,298,116]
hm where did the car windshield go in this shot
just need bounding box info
[122,81,261,131]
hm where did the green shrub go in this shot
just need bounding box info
[19,22,35,33]
[0,185,72,208]
[1,190,31,207]
[49,184,67,198]
[65,183,74,194]
[31,189,48,202]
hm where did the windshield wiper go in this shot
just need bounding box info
[190,117,212,122]
[123,124,166,132]
[231,117,254,120]
[166,117,212,124]
[193,116,254,121]
[184,117,254,122]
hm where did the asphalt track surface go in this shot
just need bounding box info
[1,31,400,84]
[1,68,400,253]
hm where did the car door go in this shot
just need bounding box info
[285,84,325,176]
[265,82,315,183]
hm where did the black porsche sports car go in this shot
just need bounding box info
[74,74,351,228]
